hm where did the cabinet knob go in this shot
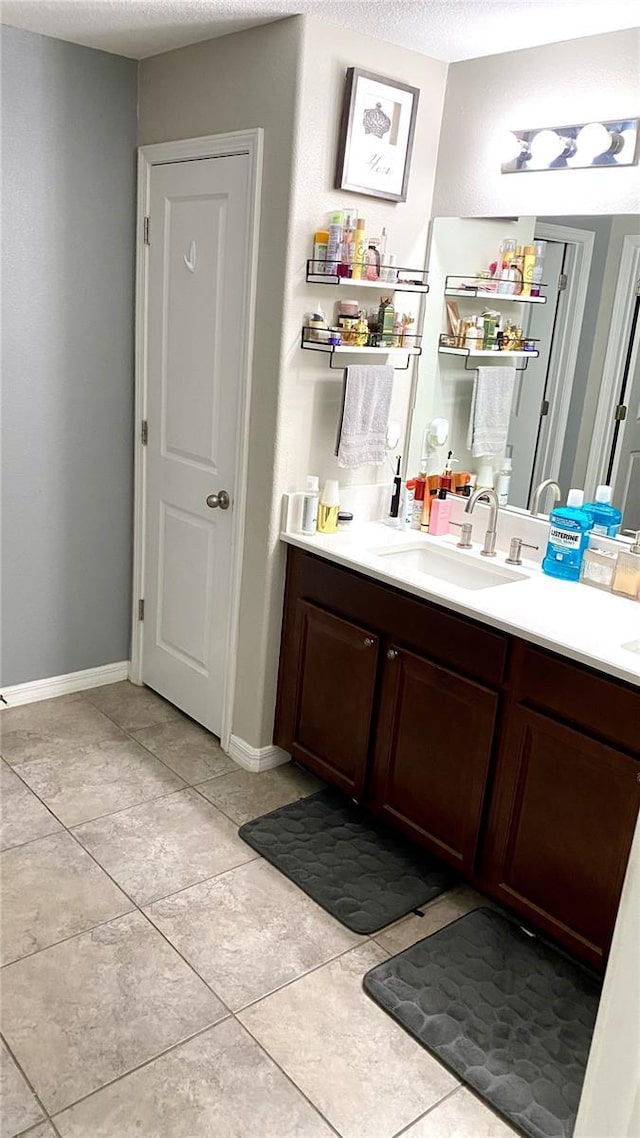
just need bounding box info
[363,637,375,648]
[386,648,398,660]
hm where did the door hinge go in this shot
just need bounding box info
[558,273,568,291]
[143,216,150,245]
[540,399,550,417]
[635,278,640,297]
[138,599,145,621]
[615,404,628,422]
[141,420,148,446]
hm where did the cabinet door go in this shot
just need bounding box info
[369,645,498,874]
[290,600,379,797]
[485,705,640,969]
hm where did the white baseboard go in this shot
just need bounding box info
[227,734,290,773]
[1,661,130,708]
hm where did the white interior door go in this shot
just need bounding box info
[507,239,566,508]
[612,310,640,531]
[142,153,250,736]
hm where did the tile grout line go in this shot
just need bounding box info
[389,1085,464,1138]
[0,1029,61,1136]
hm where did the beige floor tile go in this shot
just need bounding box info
[131,719,235,785]
[0,1040,45,1138]
[374,886,489,955]
[198,762,323,825]
[402,1087,519,1136]
[73,789,257,905]
[0,831,133,965]
[239,942,458,1138]
[0,697,124,768]
[14,737,185,826]
[54,1018,334,1138]
[0,763,62,852]
[0,911,226,1114]
[145,857,361,1010]
[83,682,181,732]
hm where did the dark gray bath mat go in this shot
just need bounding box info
[238,787,454,934]
[363,907,602,1138]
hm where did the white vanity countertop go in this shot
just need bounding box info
[281,522,640,689]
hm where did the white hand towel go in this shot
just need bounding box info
[467,366,516,458]
[336,365,394,469]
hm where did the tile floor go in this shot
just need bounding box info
[0,681,518,1138]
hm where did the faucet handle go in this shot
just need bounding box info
[506,536,539,565]
[450,521,473,548]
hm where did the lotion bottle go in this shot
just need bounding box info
[428,489,451,535]
[301,475,319,535]
[317,479,340,534]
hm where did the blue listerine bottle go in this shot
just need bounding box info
[542,489,593,581]
[583,484,622,537]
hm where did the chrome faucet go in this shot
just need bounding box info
[529,479,561,516]
[465,487,499,557]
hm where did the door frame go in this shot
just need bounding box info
[532,222,594,487]
[130,130,263,751]
[585,232,640,497]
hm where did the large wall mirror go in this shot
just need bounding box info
[408,214,640,530]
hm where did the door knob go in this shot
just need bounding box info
[206,491,230,510]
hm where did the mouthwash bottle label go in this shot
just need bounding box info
[548,527,581,549]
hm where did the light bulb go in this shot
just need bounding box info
[529,129,564,167]
[501,131,524,164]
[576,122,612,161]
[613,128,637,164]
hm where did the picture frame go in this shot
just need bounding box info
[335,68,420,202]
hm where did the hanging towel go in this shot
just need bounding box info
[467,366,516,458]
[336,365,394,468]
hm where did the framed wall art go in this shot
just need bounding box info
[335,68,420,202]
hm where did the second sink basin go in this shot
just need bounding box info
[370,542,527,590]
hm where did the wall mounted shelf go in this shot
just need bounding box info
[444,274,547,304]
[306,260,429,293]
[301,329,422,370]
[438,344,538,373]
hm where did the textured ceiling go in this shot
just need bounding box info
[1,0,639,62]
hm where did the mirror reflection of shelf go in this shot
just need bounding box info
[439,346,539,358]
[444,274,547,304]
[306,259,429,293]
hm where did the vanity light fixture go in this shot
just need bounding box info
[500,118,639,173]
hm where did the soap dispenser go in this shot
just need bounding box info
[612,531,640,600]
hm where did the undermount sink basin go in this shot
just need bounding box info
[370,542,527,591]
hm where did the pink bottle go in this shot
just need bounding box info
[428,490,451,535]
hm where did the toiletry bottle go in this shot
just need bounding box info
[583,485,622,537]
[439,451,456,492]
[580,547,618,592]
[495,447,513,507]
[428,489,452,536]
[476,460,494,489]
[420,475,440,531]
[378,297,395,346]
[326,211,344,274]
[381,253,397,284]
[317,479,340,534]
[541,489,593,581]
[530,241,546,296]
[522,245,537,297]
[312,230,329,274]
[301,475,320,535]
[612,531,640,600]
[412,466,427,529]
[403,480,415,528]
[351,218,367,280]
[365,241,381,281]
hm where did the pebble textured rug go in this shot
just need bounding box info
[363,907,602,1138]
[239,787,455,934]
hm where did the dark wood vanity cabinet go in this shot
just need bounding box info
[368,646,498,875]
[274,547,640,970]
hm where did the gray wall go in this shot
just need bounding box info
[1,26,137,686]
